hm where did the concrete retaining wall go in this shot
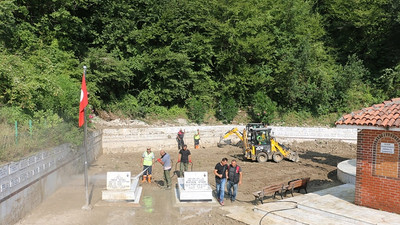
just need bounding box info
[0,130,102,225]
[102,126,357,153]
[269,126,357,143]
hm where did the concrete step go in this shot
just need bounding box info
[226,184,400,225]
[253,185,377,225]
[295,193,400,224]
[254,201,365,225]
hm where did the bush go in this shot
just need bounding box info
[0,106,31,124]
[107,94,140,117]
[249,91,277,124]
[186,97,206,124]
[216,96,238,124]
[144,105,187,121]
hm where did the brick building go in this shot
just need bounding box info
[336,98,400,214]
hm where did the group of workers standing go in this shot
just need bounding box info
[140,129,243,205]
[140,129,197,189]
[177,129,201,150]
[141,148,173,189]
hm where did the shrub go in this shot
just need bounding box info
[107,94,140,117]
[216,96,238,124]
[0,106,31,124]
[185,97,206,124]
[249,91,277,124]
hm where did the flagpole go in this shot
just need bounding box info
[82,65,91,210]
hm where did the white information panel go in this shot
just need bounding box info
[381,143,395,154]
[106,172,131,190]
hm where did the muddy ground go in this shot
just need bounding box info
[16,140,356,225]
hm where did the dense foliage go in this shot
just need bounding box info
[1,0,400,125]
[217,96,238,124]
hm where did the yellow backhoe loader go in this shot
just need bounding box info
[218,126,299,163]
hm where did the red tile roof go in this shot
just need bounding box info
[335,98,400,128]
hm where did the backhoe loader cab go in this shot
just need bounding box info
[245,123,265,143]
[246,123,265,131]
[244,128,272,162]
[218,124,299,163]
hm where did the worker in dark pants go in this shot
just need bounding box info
[157,150,172,189]
[227,159,242,202]
[176,129,185,150]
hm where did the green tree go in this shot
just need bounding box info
[317,0,400,77]
[186,97,206,124]
[249,91,277,124]
[217,96,238,124]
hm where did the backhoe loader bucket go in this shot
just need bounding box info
[288,150,300,162]
[217,136,231,147]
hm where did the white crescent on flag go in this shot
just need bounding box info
[80,89,84,102]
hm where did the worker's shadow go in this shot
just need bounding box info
[229,153,261,164]
[210,184,255,205]
[154,180,165,187]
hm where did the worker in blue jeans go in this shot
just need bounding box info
[227,159,242,202]
[214,158,228,206]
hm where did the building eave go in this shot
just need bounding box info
[336,124,400,131]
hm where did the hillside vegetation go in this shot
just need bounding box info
[1,0,400,126]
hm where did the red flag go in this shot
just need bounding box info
[79,73,88,127]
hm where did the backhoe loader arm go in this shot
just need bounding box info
[270,138,300,162]
[222,128,244,141]
[270,138,289,157]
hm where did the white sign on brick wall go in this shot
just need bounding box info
[381,143,394,154]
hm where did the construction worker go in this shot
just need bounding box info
[214,158,228,206]
[256,131,267,145]
[176,129,185,150]
[178,144,192,177]
[194,129,200,149]
[157,150,172,189]
[227,159,242,202]
[141,147,155,183]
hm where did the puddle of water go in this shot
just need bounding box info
[143,195,154,213]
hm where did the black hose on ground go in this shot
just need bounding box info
[258,200,298,225]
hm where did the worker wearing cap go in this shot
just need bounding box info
[141,147,155,183]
